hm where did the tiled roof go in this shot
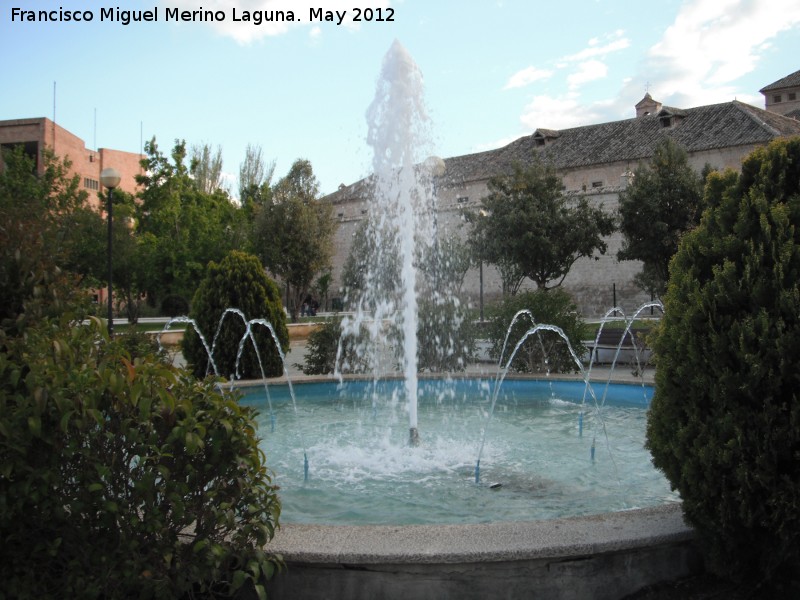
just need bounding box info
[325,100,800,200]
[759,69,800,93]
[441,101,800,185]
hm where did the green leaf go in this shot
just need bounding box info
[28,415,42,437]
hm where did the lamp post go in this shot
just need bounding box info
[100,168,121,336]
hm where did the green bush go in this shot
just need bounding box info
[647,138,800,588]
[485,289,587,373]
[417,295,475,373]
[300,318,370,375]
[0,315,282,599]
[183,251,289,380]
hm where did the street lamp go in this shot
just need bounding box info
[100,167,121,336]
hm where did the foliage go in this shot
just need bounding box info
[340,216,401,309]
[135,138,247,306]
[0,146,94,335]
[416,295,475,372]
[161,294,190,317]
[417,231,472,295]
[646,137,800,588]
[1,145,283,599]
[0,316,282,599]
[238,143,275,214]
[183,251,289,380]
[485,289,587,373]
[617,137,705,296]
[471,160,616,290]
[252,159,335,321]
[190,143,225,195]
[299,318,370,375]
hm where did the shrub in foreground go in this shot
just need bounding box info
[0,316,282,599]
[647,138,800,590]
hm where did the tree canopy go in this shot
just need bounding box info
[0,146,93,333]
[252,159,335,321]
[471,160,616,291]
[135,138,246,308]
[617,137,704,296]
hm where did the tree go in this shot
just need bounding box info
[0,146,92,333]
[471,160,616,290]
[252,159,335,321]
[341,216,401,309]
[646,137,800,590]
[190,142,225,194]
[238,143,275,215]
[617,137,704,296]
[136,138,246,307]
[183,251,289,380]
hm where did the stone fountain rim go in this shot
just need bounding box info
[267,503,690,565]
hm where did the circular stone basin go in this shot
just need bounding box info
[240,378,678,525]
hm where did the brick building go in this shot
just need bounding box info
[324,69,800,316]
[0,117,142,207]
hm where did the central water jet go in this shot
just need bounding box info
[341,40,437,445]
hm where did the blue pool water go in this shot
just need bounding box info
[240,378,677,525]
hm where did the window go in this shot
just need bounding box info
[789,93,797,101]
[591,181,603,188]
[84,178,99,190]
[774,94,782,103]
[457,196,469,204]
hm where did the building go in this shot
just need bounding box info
[0,117,142,207]
[324,70,800,316]
[0,117,143,309]
[760,68,800,118]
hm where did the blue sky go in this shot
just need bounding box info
[2,0,799,196]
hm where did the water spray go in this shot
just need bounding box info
[409,427,420,447]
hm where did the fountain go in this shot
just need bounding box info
[162,42,700,598]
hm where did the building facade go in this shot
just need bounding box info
[324,70,800,317]
[0,117,142,207]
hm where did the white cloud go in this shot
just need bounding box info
[503,67,553,90]
[561,33,630,63]
[159,0,392,44]
[504,30,628,93]
[519,94,606,130]
[567,60,608,90]
[643,0,800,106]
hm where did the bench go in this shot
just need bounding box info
[584,327,650,365]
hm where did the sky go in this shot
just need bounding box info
[2,0,799,197]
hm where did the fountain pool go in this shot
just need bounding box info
[241,377,678,526]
